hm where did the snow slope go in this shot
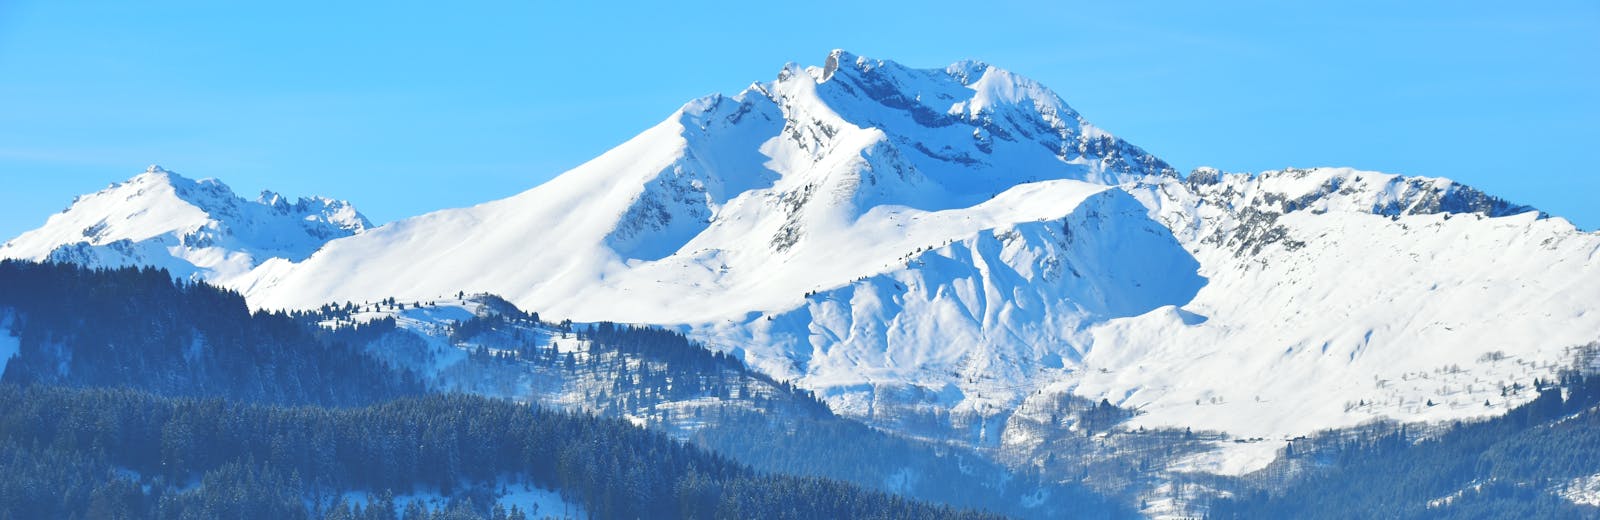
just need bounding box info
[0,165,369,284]
[1034,167,1600,472]
[1092,168,1594,439]
[1562,473,1600,507]
[11,51,1600,481]
[692,184,1202,442]
[238,50,1178,321]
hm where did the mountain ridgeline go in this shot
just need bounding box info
[4,49,1599,517]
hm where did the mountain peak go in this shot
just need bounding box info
[128,164,184,187]
[1,166,371,282]
[120,165,235,199]
[770,50,1175,187]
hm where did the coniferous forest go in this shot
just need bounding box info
[0,260,421,405]
[0,385,1003,520]
[0,262,1007,519]
[1210,369,1600,519]
[410,301,1134,518]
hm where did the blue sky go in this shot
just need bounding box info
[1,0,1595,239]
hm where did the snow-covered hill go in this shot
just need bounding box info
[10,51,1600,485]
[0,165,369,283]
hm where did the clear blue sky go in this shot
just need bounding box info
[1,0,1595,239]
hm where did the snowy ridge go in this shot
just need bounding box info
[1128,166,1540,250]
[239,50,1175,320]
[1087,203,1599,437]
[0,165,369,283]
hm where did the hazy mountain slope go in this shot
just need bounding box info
[0,166,369,283]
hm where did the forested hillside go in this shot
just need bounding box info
[0,262,1027,519]
[0,260,420,405]
[0,385,1005,520]
[1210,366,1600,518]
[322,297,1133,518]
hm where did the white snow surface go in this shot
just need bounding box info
[10,51,1600,477]
[1561,473,1600,507]
[0,165,370,284]
[341,477,581,519]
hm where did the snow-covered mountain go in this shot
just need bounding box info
[0,165,370,283]
[227,49,1204,442]
[239,50,1178,316]
[10,51,1600,484]
[1038,167,1600,474]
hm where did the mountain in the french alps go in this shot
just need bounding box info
[6,50,1600,517]
[0,165,370,284]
